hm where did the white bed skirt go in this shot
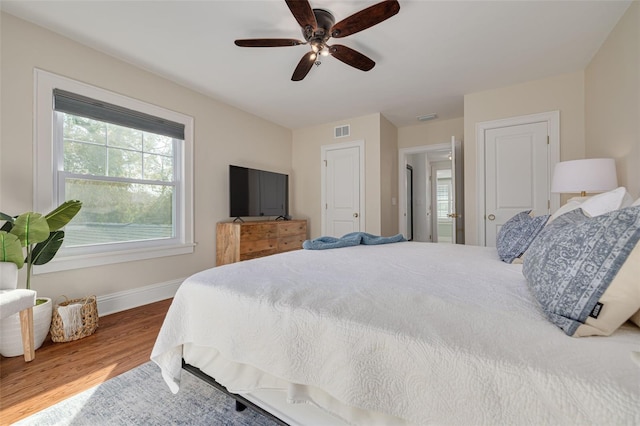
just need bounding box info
[184,343,408,425]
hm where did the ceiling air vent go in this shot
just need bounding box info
[334,124,350,138]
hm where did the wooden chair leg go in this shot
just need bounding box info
[19,307,35,362]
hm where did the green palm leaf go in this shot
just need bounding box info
[0,231,24,268]
[1,212,15,232]
[31,230,64,266]
[11,212,50,247]
[0,212,15,223]
[45,200,82,231]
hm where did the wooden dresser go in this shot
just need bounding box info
[216,219,307,266]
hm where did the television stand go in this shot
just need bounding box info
[216,219,308,265]
[275,215,289,221]
[233,217,245,223]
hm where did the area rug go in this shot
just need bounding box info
[15,361,280,425]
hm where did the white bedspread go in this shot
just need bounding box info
[151,242,640,425]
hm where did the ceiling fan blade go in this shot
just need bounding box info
[330,0,400,38]
[285,0,317,30]
[235,39,305,47]
[292,51,316,81]
[329,44,375,72]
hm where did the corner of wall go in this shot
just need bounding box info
[584,0,640,198]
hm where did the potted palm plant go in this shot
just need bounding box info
[0,200,82,356]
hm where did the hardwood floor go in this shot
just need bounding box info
[0,298,172,425]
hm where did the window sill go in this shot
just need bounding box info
[34,243,195,274]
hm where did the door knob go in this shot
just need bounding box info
[447,213,460,219]
[353,213,359,218]
[487,214,496,221]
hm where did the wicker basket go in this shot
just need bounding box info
[50,296,99,343]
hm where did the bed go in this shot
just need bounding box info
[152,227,640,425]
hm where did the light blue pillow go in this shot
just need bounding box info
[496,211,549,263]
[523,206,640,336]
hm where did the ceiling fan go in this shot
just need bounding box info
[234,0,400,81]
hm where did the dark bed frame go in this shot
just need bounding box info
[182,360,290,425]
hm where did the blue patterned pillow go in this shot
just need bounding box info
[496,211,549,263]
[523,206,640,336]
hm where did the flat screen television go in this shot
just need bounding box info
[229,165,289,219]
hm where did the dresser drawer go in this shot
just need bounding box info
[278,234,305,252]
[239,238,278,255]
[240,223,278,241]
[278,222,307,237]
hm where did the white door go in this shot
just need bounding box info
[322,142,363,237]
[484,122,549,246]
[448,136,460,243]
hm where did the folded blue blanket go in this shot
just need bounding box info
[302,232,406,250]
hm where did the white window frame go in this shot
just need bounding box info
[34,69,194,273]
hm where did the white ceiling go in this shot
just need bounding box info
[1,0,631,129]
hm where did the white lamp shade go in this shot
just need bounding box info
[551,158,618,194]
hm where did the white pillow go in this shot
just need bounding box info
[548,187,632,223]
[548,200,583,223]
[632,197,640,207]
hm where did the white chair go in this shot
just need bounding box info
[0,263,36,362]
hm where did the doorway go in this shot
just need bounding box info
[406,165,414,241]
[432,162,454,243]
[399,139,464,243]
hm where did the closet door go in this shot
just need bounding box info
[484,122,549,246]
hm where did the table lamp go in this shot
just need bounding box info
[551,158,618,196]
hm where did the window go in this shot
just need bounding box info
[436,169,452,221]
[35,70,194,273]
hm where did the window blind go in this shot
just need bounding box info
[53,89,185,140]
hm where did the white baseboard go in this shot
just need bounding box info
[96,278,183,317]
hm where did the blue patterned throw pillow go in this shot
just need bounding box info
[523,206,640,337]
[496,211,549,263]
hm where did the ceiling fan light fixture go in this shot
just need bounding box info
[237,0,400,81]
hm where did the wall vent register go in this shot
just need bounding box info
[334,124,350,138]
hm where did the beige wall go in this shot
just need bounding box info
[463,71,586,245]
[396,117,465,242]
[0,13,292,300]
[292,115,462,241]
[585,0,640,199]
[292,114,398,238]
[398,117,464,149]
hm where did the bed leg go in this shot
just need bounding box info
[183,361,288,424]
